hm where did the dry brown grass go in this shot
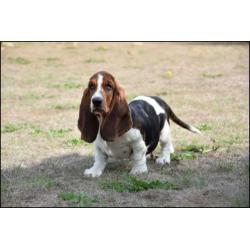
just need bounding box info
[1,42,249,207]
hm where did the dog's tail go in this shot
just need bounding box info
[150,96,202,134]
[168,107,202,134]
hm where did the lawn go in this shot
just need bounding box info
[1,42,249,207]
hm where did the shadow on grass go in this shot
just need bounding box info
[1,148,249,207]
[1,153,94,207]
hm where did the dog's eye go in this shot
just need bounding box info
[89,84,95,90]
[105,83,112,91]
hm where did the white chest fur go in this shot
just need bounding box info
[94,128,142,159]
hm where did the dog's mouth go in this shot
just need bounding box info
[92,108,105,115]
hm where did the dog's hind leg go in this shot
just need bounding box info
[156,120,174,165]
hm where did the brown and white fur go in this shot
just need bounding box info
[78,71,201,177]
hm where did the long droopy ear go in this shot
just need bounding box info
[78,88,99,143]
[100,84,132,141]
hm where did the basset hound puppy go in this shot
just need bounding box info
[78,71,201,177]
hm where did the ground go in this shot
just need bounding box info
[1,42,249,207]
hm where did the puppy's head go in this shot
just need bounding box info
[78,71,132,142]
[89,71,116,116]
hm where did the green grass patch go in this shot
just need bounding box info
[25,176,56,189]
[175,144,220,159]
[222,135,242,146]
[171,152,197,161]
[198,123,212,131]
[100,174,180,193]
[180,144,207,153]
[234,64,247,69]
[94,46,109,51]
[50,104,78,110]
[1,123,29,133]
[21,93,48,100]
[8,57,31,65]
[59,192,99,207]
[46,57,59,62]
[202,73,223,78]
[48,128,72,137]
[2,123,23,133]
[65,138,90,146]
[48,82,82,89]
[84,58,106,63]
[19,93,53,101]
[31,128,44,135]
[31,127,72,138]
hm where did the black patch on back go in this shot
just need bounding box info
[129,99,166,154]
[150,96,171,123]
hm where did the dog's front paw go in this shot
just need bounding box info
[84,167,103,178]
[130,164,148,175]
[156,155,170,165]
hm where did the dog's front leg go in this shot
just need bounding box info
[130,139,148,175]
[84,147,107,177]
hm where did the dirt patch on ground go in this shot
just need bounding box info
[1,42,249,207]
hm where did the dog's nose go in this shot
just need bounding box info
[92,97,103,106]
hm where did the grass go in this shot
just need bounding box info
[194,175,207,189]
[244,162,249,176]
[22,93,44,100]
[202,73,223,78]
[65,138,90,146]
[45,58,61,66]
[1,181,9,193]
[50,104,78,110]
[157,91,168,96]
[3,174,55,195]
[48,129,72,137]
[84,58,106,63]
[59,192,99,207]
[31,127,72,138]
[31,128,44,135]
[232,197,249,207]
[1,123,29,133]
[171,152,196,161]
[198,123,212,131]
[48,83,82,89]
[180,144,207,153]
[18,176,57,189]
[1,42,248,207]
[31,127,45,135]
[94,46,109,51]
[170,143,220,161]
[30,176,56,189]
[7,57,31,65]
[100,174,180,193]
[178,169,194,187]
[216,161,235,172]
[46,57,59,62]
[234,64,247,69]
[223,136,242,146]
